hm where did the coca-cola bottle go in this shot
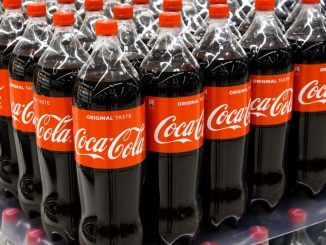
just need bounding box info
[240,0,293,210]
[182,0,207,35]
[8,2,52,218]
[140,11,204,244]
[193,4,249,229]
[229,0,246,27]
[45,0,58,29]
[147,0,198,51]
[58,0,83,30]
[113,4,149,72]
[133,0,158,44]
[286,0,326,196]
[33,11,89,242]
[77,0,104,54]
[281,208,314,245]
[73,19,144,245]
[249,226,269,245]
[0,0,25,196]
[284,1,301,30]
[195,0,242,41]
[103,0,119,18]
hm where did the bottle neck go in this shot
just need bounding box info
[27,16,47,25]
[54,25,75,35]
[134,4,150,10]
[4,8,21,15]
[159,27,180,36]
[85,10,102,19]
[59,3,76,11]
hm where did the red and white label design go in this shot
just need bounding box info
[73,104,146,169]
[250,72,294,125]
[9,79,35,132]
[293,64,326,112]
[33,93,73,152]
[205,82,251,140]
[0,69,11,117]
[146,93,205,153]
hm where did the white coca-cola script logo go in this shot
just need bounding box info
[250,88,293,117]
[74,124,145,160]
[207,101,250,132]
[11,101,35,125]
[154,111,204,144]
[298,80,326,105]
[36,114,72,143]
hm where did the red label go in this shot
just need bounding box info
[73,105,146,169]
[146,93,204,153]
[0,69,11,117]
[9,79,35,132]
[293,64,326,112]
[250,72,293,125]
[205,82,251,140]
[33,93,74,152]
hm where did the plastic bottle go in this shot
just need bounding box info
[147,0,198,51]
[286,0,326,196]
[240,0,293,210]
[275,0,291,23]
[0,208,29,245]
[282,208,314,245]
[283,0,302,30]
[194,4,249,229]
[45,0,58,29]
[182,0,207,35]
[103,0,119,18]
[239,5,286,35]
[77,0,104,54]
[195,0,242,41]
[249,226,269,245]
[140,11,204,245]
[73,19,144,245]
[57,0,83,30]
[24,229,45,245]
[229,0,247,27]
[33,11,89,243]
[8,2,52,219]
[0,0,25,196]
[133,0,158,44]
[113,4,149,71]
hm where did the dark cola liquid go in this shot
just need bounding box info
[33,65,80,243]
[287,40,326,195]
[197,58,249,228]
[244,48,292,210]
[8,52,42,218]
[0,43,19,196]
[140,68,203,245]
[73,74,143,245]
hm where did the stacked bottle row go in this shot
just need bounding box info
[0,0,325,244]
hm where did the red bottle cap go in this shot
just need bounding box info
[159,12,181,27]
[249,226,269,242]
[209,4,229,18]
[2,208,20,224]
[255,0,275,11]
[200,242,219,245]
[288,208,307,224]
[3,0,22,9]
[26,3,46,17]
[95,19,118,36]
[133,0,149,4]
[210,0,227,4]
[302,0,320,3]
[58,0,75,3]
[26,229,45,245]
[163,0,182,11]
[53,12,74,26]
[84,0,103,11]
[113,5,133,19]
